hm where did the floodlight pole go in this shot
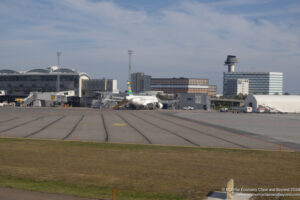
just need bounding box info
[56,51,62,92]
[128,50,133,83]
[57,51,62,67]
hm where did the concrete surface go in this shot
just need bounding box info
[0,107,299,151]
[173,111,300,151]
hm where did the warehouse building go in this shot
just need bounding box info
[176,93,210,110]
[245,95,300,113]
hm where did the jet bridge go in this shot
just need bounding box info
[22,91,75,107]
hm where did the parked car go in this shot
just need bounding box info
[220,107,228,112]
[183,106,195,110]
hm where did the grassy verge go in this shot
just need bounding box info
[0,138,299,200]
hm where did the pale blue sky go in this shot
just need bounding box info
[0,0,300,93]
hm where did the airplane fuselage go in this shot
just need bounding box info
[126,95,162,109]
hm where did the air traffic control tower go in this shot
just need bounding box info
[224,55,238,72]
[223,55,283,97]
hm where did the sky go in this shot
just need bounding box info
[0,0,300,93]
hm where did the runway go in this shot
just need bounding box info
[0,107,299,151]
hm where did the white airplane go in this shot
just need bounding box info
[125,82,163,109]
[126,95,163,109]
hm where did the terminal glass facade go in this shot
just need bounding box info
[0,68,88,98]
[223,72,283,97]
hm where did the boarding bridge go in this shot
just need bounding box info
[22,91,75,107]
[23,92,35,106]
[93,92,125,109]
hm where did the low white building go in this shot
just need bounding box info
[245,95,300,113]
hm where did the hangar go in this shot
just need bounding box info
[245,95,300,113]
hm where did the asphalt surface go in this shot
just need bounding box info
[0,107,299,151]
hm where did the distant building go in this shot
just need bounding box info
[225,78,249,97]
[223,55,283,97]
[0,67,89,100]
[82,79,119,97]
[223,72,283,97]
[176,93,210,110]
[151,78,217,97]
[81,79,119,107]
[245,95,300,113]
[0,67,119,107]
[131,72,152,93]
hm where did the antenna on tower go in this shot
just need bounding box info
[128,50,133,82]
[57,51,62,67]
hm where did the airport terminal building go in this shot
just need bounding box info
[0,66,118,106]
[0,67,89,99]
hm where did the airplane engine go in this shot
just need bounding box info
[154,102,163,109]
[158,102,163,109]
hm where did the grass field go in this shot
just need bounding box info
[0,138,299,200]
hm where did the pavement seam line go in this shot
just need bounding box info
[164,112,299,151]
[130,112,199,146]
[24,116,66,138]
[148,112,248,149]
[116,113,152,144]
[101,113,109,142]
[63,115,85,140]
[1,116,43,133]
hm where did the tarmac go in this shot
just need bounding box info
[0,107,300,151]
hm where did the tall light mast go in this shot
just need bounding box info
[56,51,62,92]
[57,51,62,67]
[128,50,133,83]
